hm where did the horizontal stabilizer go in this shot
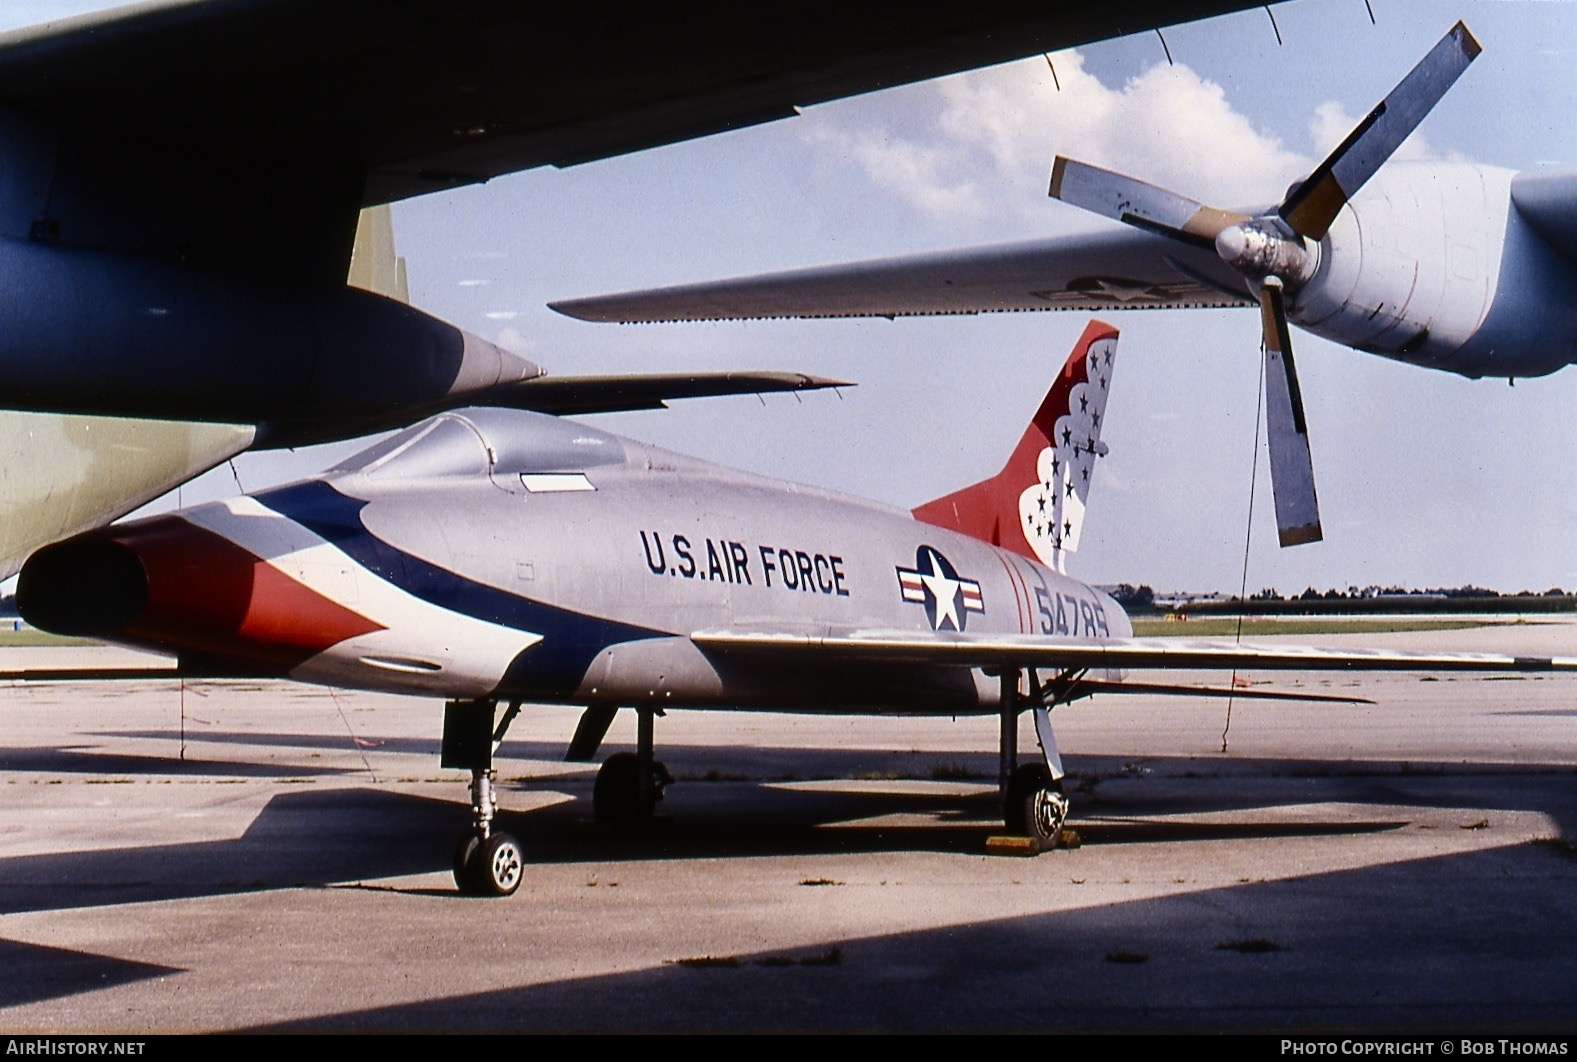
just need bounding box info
[487,371,851,415]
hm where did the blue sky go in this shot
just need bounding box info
[7,0,1576,595]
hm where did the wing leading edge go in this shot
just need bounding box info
[691,629,1577,674]
[550,228,1252,324]
[493,371,852,416]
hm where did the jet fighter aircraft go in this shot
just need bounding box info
[15,320,1573,897]
[553,22,1577,553]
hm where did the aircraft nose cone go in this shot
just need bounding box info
[17,514,382,671]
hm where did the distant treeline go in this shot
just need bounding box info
[1108,584,1577,617]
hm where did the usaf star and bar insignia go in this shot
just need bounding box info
[897,546,984,631]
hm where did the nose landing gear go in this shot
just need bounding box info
[444,698,525,897]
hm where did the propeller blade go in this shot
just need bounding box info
[1050,157,1247,251]
[1279,20,1480,240]
[1259,278,1322,547]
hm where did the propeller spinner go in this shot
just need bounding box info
[1049,21,1480,547]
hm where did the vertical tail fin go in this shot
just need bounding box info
[912,320,1118,571]
[347,204,410,304]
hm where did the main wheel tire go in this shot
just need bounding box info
[1004,763,1068,852]
[593,752,641,824]
[453,833,483,894]
[594,751,667,826]
[473,832,525,897]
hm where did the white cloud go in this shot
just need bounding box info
[807,52,1315,224]
[492,326,534,354]
[810,127,988,218]
[1307,101,1455,163]
[805,51,1465,227]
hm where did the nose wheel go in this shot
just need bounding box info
[443,698,526,897]
[450,767,526,896]
[455,830,524,897]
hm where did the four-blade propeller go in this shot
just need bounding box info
[1049,21,1480,547]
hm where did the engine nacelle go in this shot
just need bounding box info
[0,237,545,444]
[1291,163,1577,378]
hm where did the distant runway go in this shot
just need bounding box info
[1,618,1574,1033]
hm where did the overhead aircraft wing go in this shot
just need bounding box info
[490,371,853,416]
[0,412,255,582]
[1510,168,1577,263]
[550,228,1253,323]
[692,629,1577,674]
[0,0,1261,210]
[258,370,854,446]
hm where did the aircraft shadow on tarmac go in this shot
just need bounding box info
[0,773,1394,915]
[0,939,180,1011]
[100,728,449,758]
[5,745,1573,918]
[0,743,350,778]
[0,770,1411,920]
[254,839,1577,1033]
[4,754,1575,1022]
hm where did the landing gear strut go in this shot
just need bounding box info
[998,668,1072,852]
[443,698,525,896]
[593,705,671,827]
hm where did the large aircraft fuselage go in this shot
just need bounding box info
[0,237,541,439]
[1295,163,1577,378]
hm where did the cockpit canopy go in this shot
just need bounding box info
[334,408,629,481]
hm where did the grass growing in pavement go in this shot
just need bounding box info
[1129,618,1499,638]
[0,628,97,648]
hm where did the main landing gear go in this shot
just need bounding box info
[443,698,525,897]
[998,668,1075,852]
[570,703,671,828]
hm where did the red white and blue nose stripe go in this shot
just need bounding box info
[18,496,540,696]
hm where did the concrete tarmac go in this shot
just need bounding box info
[0,618,1574,1033]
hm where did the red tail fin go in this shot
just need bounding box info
[912,320,1118,570]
